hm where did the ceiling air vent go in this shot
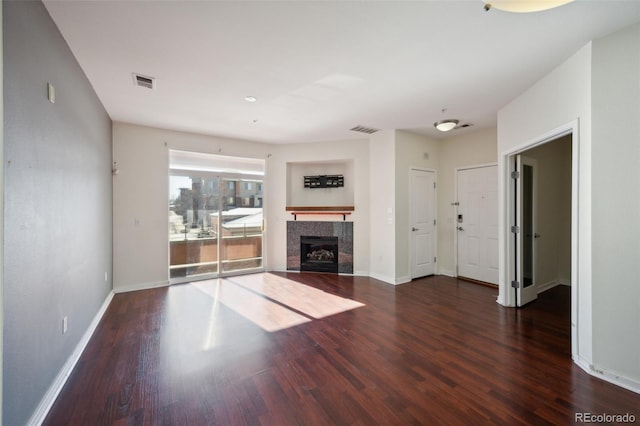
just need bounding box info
[132,73,155,90]
[454,123,474,130]
[350,125,379,134]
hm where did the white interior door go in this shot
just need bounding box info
[410,169,436,279]
[515,155,538,306]
[456,165,498,284]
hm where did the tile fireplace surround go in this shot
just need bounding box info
[287,221,353,273]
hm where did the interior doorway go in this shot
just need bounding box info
[511,135,572,307]
[502,121,582,363]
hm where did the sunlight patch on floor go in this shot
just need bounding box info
[227,273,365,319]
[192,274,365,335]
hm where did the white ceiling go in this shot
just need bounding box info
[43,0,640,144]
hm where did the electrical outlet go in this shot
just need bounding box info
[62,316,68,334]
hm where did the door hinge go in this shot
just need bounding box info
[511,280,520,289]
[434,257,437,263]
[434,182,437,189]
[511,170,520,179]
[451,202,459,206]
[511,225,520,234]
[433,219,436,226]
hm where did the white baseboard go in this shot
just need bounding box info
[395,275,411,285]
[536,280,560,294]
[28,290,115,426]
[438,269,456,277]
[369,271,396,285]
[574,356,640,395]
[113,280,169,294]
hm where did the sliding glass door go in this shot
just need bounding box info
[219,178,263,273]
[169,151,264,282]
[169,175,221,279]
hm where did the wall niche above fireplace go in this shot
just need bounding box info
[286,160,354,209]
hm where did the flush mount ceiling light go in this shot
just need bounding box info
[482,0,574,12]
[244,96,257,103]
[434,119,459,132]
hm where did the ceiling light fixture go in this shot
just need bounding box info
[482,0,574,13]
[434,119,459,132]
[245,96,257,102]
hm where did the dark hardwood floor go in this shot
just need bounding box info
[44,273,640,425]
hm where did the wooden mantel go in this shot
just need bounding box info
[285,206,354,212]
[286,206,354,221]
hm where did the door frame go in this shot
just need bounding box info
[453,162,497,279]
[500,119,581,362]
[409,167,437,279]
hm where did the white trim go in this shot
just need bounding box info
[499,119,585,367]
[28,291,115,426]
[438,269,456,278]
[369,271,398,285]
[114,280,170,294]
[395,275,412,285]
[574,358,640,395]
[536,280,561,294]
[456,162,498,172]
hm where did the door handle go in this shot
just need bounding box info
[457,226,464,231]
[412,227,419,232]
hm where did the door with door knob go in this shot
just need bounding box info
[410,169,436,279]
[456,165,498,284]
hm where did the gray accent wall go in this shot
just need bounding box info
[3,1,112,424]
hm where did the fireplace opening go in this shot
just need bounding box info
[300,236,339,273]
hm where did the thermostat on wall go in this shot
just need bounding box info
[47,82,55,103]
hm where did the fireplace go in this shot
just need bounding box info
[287,221,353,273]
[300,236,339,273]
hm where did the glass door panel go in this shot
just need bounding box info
[169,175,219,279]
[220,178,264,273]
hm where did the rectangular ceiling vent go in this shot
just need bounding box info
[455,123,474,130]
[132,73,155,90]
[350,125,379,134]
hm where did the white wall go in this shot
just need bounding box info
[497,44,592,368]
[437,127,497,277]
[112,122,273,292]
[497,29,640,392]
[113,123,373,287]
[394,130,440,283]
[267,138,370,275]
[286,160,354,207]
[591,22,640,389]
[0,2,4,421]
[369,130,397,283]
